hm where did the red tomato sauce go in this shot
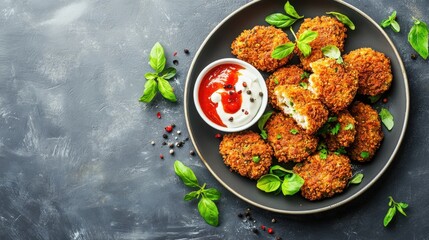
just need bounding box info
[198,63,243,127]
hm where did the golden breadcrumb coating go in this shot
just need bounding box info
[348,102,384,162]
[296,16,347,71]
[219,130,273,179]
[265,112,318,163]
[231,25,292,72]
[273,85,329,134]
[266,65,305,109]
[309,58,359,113]
[325,110,357,151]
[343,48,393,96]
[294,153,352,201]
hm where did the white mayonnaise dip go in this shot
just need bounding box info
[209,69,263,128]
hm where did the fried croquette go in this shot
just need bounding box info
[266,65,305,109]
[325,110,357,151]
[265,112,318,163]
[273,85,329,134]
[219,130,273,179]
[348,102,384,162]
[296,16,347,71]
[343,48,393,96]
[231,25,292,72]
[293,153,352,201]
[308,58,359,113]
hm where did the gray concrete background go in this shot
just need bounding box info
[0,0,428,239]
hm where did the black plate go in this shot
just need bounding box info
[184,0,409,214]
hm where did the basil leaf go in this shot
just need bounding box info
[368,94,382,103]
[281,173,304,195]
[298,30,318,44]
[158,77,177,102]
[322,45,342,63]
[408,19,429,59]
[380,11,400,32]
[258,111,273,139]
[297,42,312,57]
[184,191,199,201]
[145,72,158,80]
[269,165,293,177]
[272,42,296,59]
[149,42,166,73]
[396,205,407,217]
[379,108,394,131]
[202,188,221,201]
[161,67,177,80]
[174,160,200,188]
[265,13,297,28]
[139,78,158,103]
[398,202,409,209]
[198,197,219,226]
[326,11,355,30]
[391,20,400,33]
[383,206,396,227]
[349,173,364,185]
[380,19,392,28]
[256,174,282,192]
[284,1,303,19]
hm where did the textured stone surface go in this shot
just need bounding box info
[0,0,428,239]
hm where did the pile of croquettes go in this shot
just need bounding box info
[219,15,391,201]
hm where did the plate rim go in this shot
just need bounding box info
[184,0,410,214]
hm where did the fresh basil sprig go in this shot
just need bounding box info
[384,196,409,227]
[256,165,304,196]
[258,111,274,139]
[408,18,429,60]
[140,42,177,103]
[321,45,344,64]
[265,1,303,28]
[174,160,221,226]
[326,11,355,30]
[380,11,400,33]
[379,108,394,131]
[272,28,318,59]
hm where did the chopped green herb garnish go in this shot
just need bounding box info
[252,156,261,163]
[344,123,354,130]
[330,122,341,135]
[328,116,338,123]
[276,134,282,139]
[320,149,328,159]
[300,71,310,80]
[290,129,299,135]
[334,147,347,155]
[299,82,308,89]
[360,151,370,159]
